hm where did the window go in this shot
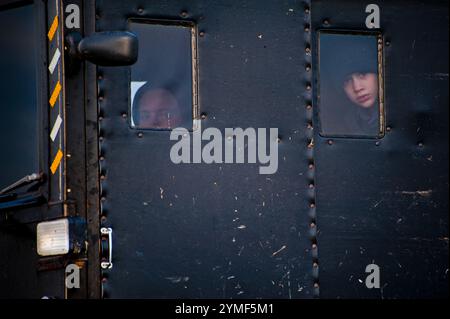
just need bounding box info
[0,3,39,188]
[129,21,197,130]
[318,31,384,138]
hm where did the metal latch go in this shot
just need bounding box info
[100,227,113,269]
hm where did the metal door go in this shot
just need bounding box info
[95,0,316,298]
[312,0,449,298]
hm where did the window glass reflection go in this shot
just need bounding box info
[318,32,383,138]
[0,4,38,187]
[129,22,194,130]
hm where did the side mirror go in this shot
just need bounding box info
[66,31,138,66]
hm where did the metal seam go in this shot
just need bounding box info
[303,0,319,298]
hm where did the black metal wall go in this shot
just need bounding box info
[0,0,448,299]
[312,0,449,298]
[96,0,316,298]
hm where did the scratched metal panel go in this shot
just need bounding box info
[312,0,449,298]
[96,0,315,298]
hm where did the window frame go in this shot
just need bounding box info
[0,0,50,200]
[127,18,199,131]
[316,29,385,139]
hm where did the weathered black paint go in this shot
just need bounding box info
[312,0,449,298]
[0,0,448,299]
[96,0,315,298]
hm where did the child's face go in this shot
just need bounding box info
[343,73,378,108]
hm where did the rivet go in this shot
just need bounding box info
[305,46,311,54]
[306,64,311,72]
[310,222,316,228]
[310,203,316,209]
[180,10,188,18]
[386,126,391,132]
[308,163,314,170]
[98,75,103,80]
[386,40,391,46]
[304,24,310,32]
[121,112,127,119]
[101,196,106,202]
[100,174,106,180]
[277,137,282,143]
[199,31,205,37]
[66,153,72,158]
[101,277,108,283]
[101,216,107,223]
[312,244,317,249]
[99,116,103,122]
[306,84,312,91]
[309,183,314,189]
[313,262,318,268]
[99,96,104,102]
[95,13,100,20]
[304,7,310,14]
[314,283,319,289]
[327,139,333,145]
[323,19,329,25]
[418,142,424,148]
[67,188,71,193]
[307,123,313,130]
[99,156,105,161]
[99,136,104,142]
[138,7,144,14]
[306,104,312,110]
[201,113,207,120]
[137,132,143,138]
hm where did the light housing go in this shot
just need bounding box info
[37,217,86,257]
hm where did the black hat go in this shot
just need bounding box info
[320,32,378,87]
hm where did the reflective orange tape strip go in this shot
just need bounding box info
[48,16,58,41]
[50,149,63,175]
[49,81,61,107]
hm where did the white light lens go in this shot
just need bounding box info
[37,219,70,256]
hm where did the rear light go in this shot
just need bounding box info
[37,219,69,256]
[36,217,86,257]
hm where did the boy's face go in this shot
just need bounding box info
[343,72,378,108]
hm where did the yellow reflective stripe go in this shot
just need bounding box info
[48,16,58,41]
[49,81,61,107]
[50,149,63,175]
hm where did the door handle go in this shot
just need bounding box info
[100,227,113,269]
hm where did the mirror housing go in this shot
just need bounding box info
[66,31,138,66]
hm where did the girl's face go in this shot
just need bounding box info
[343,73,378,108]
